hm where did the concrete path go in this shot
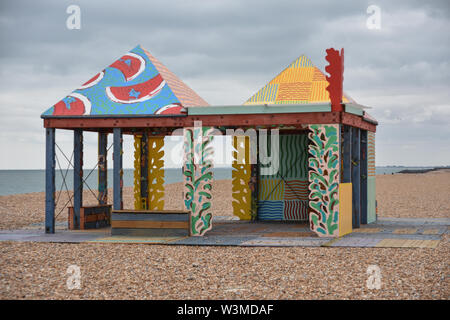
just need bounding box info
[0,217,448,248]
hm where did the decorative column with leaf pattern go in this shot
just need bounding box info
[183,122,214,236]
[308,124,340,236]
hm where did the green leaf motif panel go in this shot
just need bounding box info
[183,125,214,236]
[308,124,340,236]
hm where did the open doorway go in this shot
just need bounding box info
[258,131,310,222]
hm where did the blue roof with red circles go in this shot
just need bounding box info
[41,45,209,117]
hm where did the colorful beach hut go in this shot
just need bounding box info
[41,45,377,238]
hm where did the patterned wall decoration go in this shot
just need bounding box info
[133,135,165,210]
[258,134,309,221]
[148,137,165,210]
[42,45,209,117]
[183,124,214,236]
[308,124,340,236]
[244,55,352,105]
[231,136,252,220]
[367,131,376,223]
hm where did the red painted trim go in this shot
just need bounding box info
[341,112,376,132]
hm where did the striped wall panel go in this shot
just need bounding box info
[368,132,376,177]
[284,200,309,221]
[278,134,309,179]
[258,179,284,201]
[284,179,309,200]
[257,201,284,220]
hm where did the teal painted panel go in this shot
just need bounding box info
[277,134,309,179]
[367,176,376,223]
[344,103,364,116]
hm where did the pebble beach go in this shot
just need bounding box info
[0,171,449,299]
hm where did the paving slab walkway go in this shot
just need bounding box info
[0,217,448,248]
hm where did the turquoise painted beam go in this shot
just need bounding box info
[344,103,366,116]
[187,104,331,115]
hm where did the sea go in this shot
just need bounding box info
[0,166,434,196]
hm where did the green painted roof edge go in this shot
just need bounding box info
[188,103,331,115]
[344,103,364,116]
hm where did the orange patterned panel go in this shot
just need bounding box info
[276,82,312,101]
[310,81,329,102]
[312,68,326,81]
[270,67,315,84]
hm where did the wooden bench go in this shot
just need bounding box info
[111,210,191,237]
[68,205,112,230]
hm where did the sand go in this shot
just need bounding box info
[376,169,450,218]
[0,171,449,299]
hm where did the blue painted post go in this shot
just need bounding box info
[342,125,352,183]
[113,128,123,210]
[351,127,361,228]
[45,128,55,234]
[73,129,83,229]
[98,132,108,205]
[360,130,368,224]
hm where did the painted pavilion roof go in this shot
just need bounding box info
[244,55,354,105]
[41,45,209,117]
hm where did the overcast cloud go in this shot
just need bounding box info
[0,0,449,169]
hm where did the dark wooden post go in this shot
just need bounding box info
[73,129,83,229]
[45,128,55,234]
[98,132,108,205]
[342,125,352,183]
[351,127,361,228]
[360,130,368,224]
[250,134,259,220]
[113,128,123,210]
[140,132,149,209]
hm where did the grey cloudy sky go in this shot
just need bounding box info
[0,0,449,169]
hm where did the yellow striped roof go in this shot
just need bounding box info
[244,55,353,105]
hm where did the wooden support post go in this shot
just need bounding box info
[113,128,123,210]
[45,128,55,234]
[351,127,361,228]
[73,129,83,229]
[98,132,108,205]
[140,132,149,209]
[250,134,259,220]
[360,130,368,224]
[342,125,352,183]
